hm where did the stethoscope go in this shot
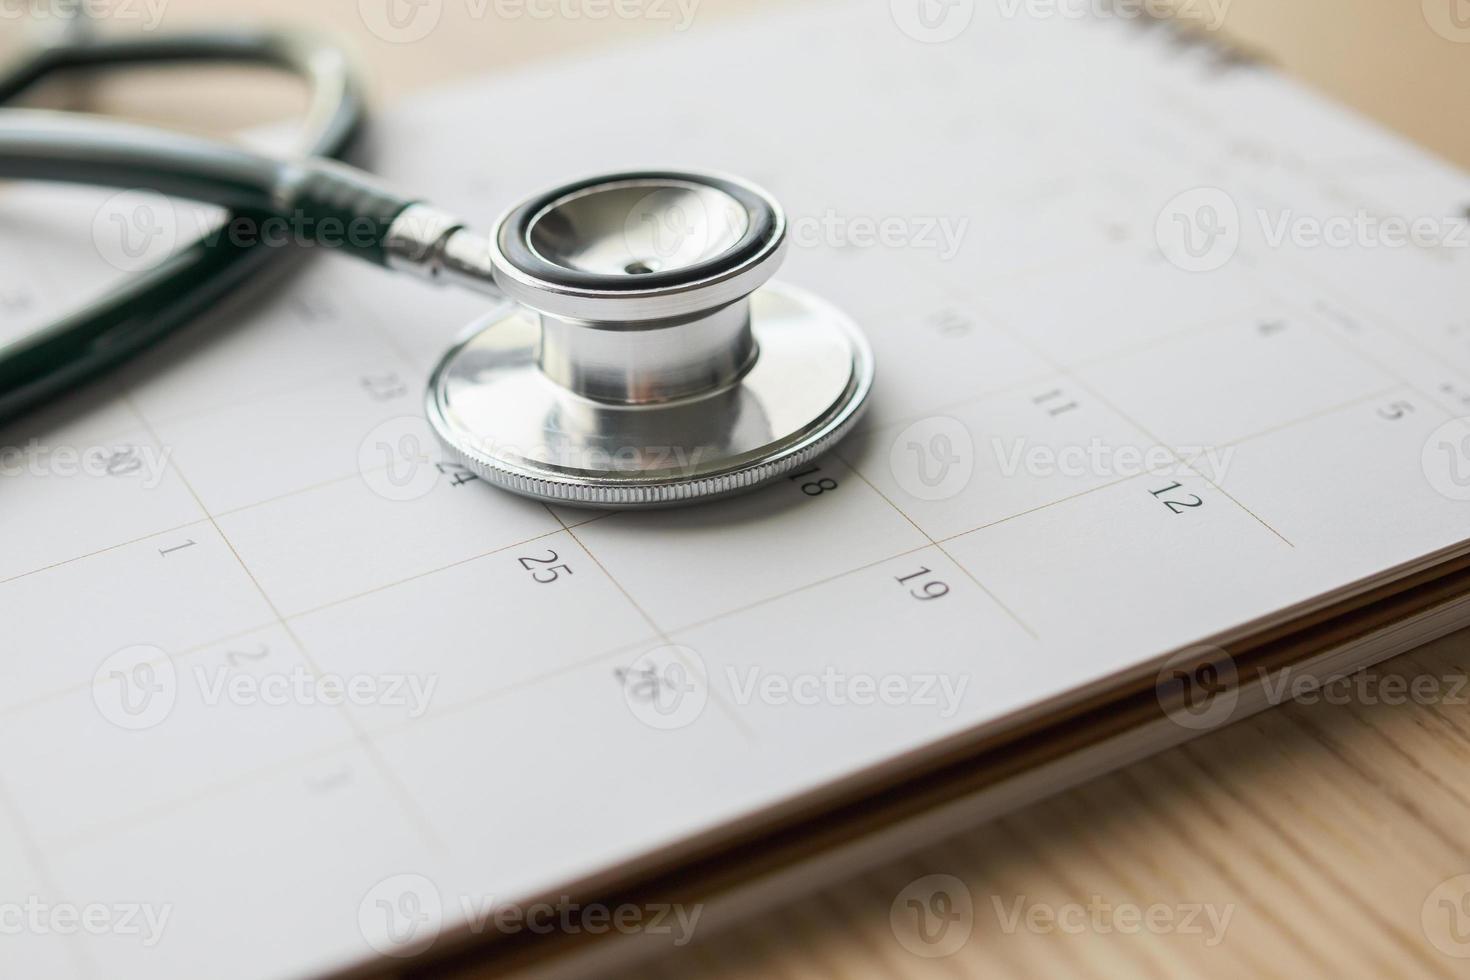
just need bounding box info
[0,16,873,508]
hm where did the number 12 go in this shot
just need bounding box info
[1150,481,1203,514]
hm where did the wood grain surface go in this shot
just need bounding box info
[8,1,1470,975]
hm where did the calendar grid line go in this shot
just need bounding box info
[541,500,571,530]
[1090,384,1298,550]
[121,396,452,858]
[555,509,615,530]
[99,243,426,427]
[764,272,1325,448]
[323,702,453,855]
[1094,84,1470,430]
[528,502,726,732]
[662,541,938,639]
[36,634,665,859]
[1054,299,1287,374]
[41,735,365,857]
[558,522,759,741]
[264,616,452,856]
[205,466,386,521]
[0,771,94,977]
[1263,260,1470,423]
[539,502,673,636]
[868,390,1383,557]
[834,451,1041,641]
[953,285,1299,550]
[331,274,440,378]
[0,397,164,464]
[849,365,1061,437]
[357,636,665,749]
[1177,384,1410,459]
[1,619,281,720]
[926,224,1163,293]
[0,416,623,599]
[0,517,213,587]
[125,359,411,433]
[278,523,570,623]
[923,464,1165,547]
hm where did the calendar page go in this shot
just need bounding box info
[4,2,1470,977]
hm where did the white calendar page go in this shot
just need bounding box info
[4,2,1470,976]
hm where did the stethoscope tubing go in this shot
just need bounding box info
[0,28,379,425]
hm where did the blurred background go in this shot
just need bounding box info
[3,0,1470,168]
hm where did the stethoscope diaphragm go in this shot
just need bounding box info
[425,170,874,508]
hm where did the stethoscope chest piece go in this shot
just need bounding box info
[426,170,874,508]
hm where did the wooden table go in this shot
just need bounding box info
[10,2,1470,975]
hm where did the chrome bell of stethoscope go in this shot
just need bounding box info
[394,170,874,508]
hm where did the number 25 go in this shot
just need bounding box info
[518,550,572,583]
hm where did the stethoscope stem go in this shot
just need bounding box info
[382,204,505,301]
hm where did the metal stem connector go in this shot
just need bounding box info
[383,204,503,299]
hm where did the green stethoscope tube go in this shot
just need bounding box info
[0,29,403,425]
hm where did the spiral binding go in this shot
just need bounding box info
[1094,0,1268,75]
